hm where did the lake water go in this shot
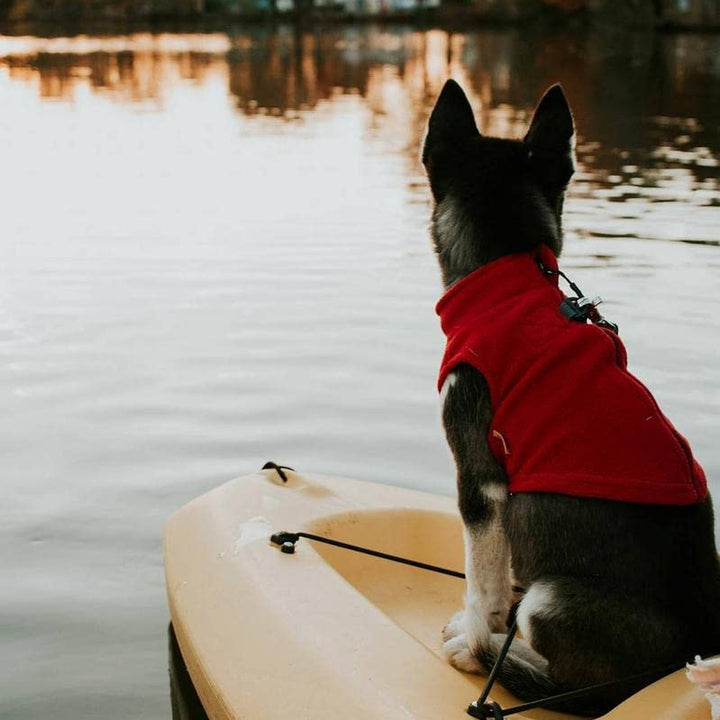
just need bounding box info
[1,24,719,720]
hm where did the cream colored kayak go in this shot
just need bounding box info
[163,468,710,720]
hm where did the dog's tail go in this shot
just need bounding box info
[477,637,613,717]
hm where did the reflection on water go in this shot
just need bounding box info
[0,25,718,720]
[1,28,718,240]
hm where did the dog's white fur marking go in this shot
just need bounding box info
[516,581,556,648]
[526,185,561,244]
[483,482,508,503]
[434,198,476,285]
[440,372,457,404]
[463,524,512,633]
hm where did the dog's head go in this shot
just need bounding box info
[422,81,575,288]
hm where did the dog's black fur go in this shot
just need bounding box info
[423,80,720,716]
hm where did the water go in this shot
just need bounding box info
[0,24,718,720]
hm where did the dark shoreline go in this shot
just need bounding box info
[1,4,720,36]
[2,18,720,39]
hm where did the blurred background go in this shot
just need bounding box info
[0,2,718,719]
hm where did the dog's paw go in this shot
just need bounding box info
[485,604,510,634]
[442,634,484,674]
[442,610,465,643]
[442,607,491,660]
[464,593,509,635]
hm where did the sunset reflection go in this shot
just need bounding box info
[0,26,718,243]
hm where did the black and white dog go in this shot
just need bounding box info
[423,80,720,716]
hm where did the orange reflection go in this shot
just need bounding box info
[0,25,718,207]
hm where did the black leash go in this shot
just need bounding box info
[270,529,467,578]
[262,463,688,717]
[263,461,479,581]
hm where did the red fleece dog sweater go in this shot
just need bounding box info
[437,245,707,505]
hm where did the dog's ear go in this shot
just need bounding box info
[423,80,479,158]
[524,84,575,188]
[422,80,479,198]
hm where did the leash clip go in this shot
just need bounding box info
[559,295,619,335]
[538,258,619,335]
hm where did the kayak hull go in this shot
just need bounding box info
[164,468,710,720]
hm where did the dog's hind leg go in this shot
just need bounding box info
[475,634,563,709]
[441,364,513,666]
[477,579,689,717]
[472,583,564,710]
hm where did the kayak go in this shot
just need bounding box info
[163,467,711,720]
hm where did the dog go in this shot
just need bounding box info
[422,80,720,716]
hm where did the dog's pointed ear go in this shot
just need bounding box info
[422,80,479,167]
[524,84,575,186]
[525,84,574,153]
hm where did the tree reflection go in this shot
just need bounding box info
[0,26,718,197]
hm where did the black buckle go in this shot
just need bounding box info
[467,700,504,719]
[559,296,619,335]
[270,531,300,554]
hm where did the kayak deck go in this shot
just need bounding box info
[164,469,710,720]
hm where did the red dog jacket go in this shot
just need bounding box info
[437,244,707,505]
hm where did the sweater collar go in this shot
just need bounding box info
[436,244,560,334]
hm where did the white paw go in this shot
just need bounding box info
[485,603,510,634]
[442,607,491,661]
[464,591,510,635]
[466,583,512,634]
[442,634,484,673]
[442,610,465,642]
